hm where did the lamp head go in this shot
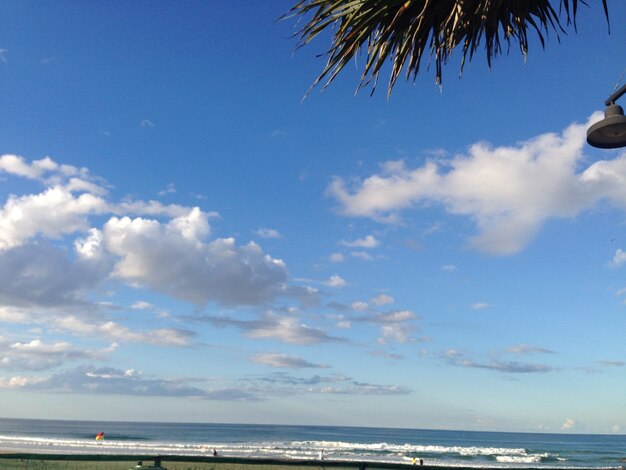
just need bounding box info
[587,104,626,149]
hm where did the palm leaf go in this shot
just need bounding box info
[285,0,609,96]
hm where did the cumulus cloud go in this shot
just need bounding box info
[0,155,189,251]
[373,310,417,344]
[325,274,347,287]
[340,235,380,248]
[0,187,106,250]
[0,338,115,371]
[371,294,394,305]
[326,114,626,255]
[561,418,576,430]
[349,309,418,344]
[250,353,329,369]
[104,209,289,307]
[0,243,110,308]
[329,252,344,263]
[255,228,281,239]
[377,324,412,344]
[610,249,626,268]
[351,301,369,312]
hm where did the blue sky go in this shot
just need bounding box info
[0,1,625,433]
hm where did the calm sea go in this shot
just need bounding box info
[0,418,624,469]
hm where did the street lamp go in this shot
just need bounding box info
[587,83,626,149]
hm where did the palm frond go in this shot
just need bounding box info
[285,0,609,96]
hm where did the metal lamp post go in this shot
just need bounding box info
[587,83,626,149]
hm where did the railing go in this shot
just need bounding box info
[0,454,443,470]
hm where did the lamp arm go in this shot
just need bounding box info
[605,83,626,106]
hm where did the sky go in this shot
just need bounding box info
[0,1,625,434]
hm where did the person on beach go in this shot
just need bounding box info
[319,449,324,460]
[213,448,218,457]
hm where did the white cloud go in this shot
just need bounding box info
[0,155,54,179]
[0,375,45,388]
[250,353,329,369]
[0,187,106,250]
[0,366,409,400]
[506,344,555,355]
[371,294,394,305]
[0,337,114,371]
[0,49,7,62]
[441,264,458,272]
[74,228,105,260]
[140,119,154,128]
[374,310,417,344]
[131,301,153,310]
[444,350,553,373]
[377,324,412,344]
[325,274,346,288]
[350,251,373,261]
[4,365,255,400]
[349,308,417,344]
[471,302,491,310]
[158,183,176,196]
[0,243,110,308]
[610,249,626,268]
[104,209,288,306]
[0,303,193,347]
[201,312,346,345]
[326,114,626,255]
[329,252,344,263]
[52,316,193,347]
[255,372,411,396]
[351,301,369,312]
[375,310,416,322]
[255,228,281,239]
[0,155,191,251]
[561,418,576,430]
[340,235,380,248]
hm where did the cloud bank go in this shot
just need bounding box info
[328,114,626,255]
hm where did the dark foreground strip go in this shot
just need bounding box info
[0,454,569,470]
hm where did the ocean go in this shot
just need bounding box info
[0,418,624,469]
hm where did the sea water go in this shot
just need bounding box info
[0,418,624,468]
